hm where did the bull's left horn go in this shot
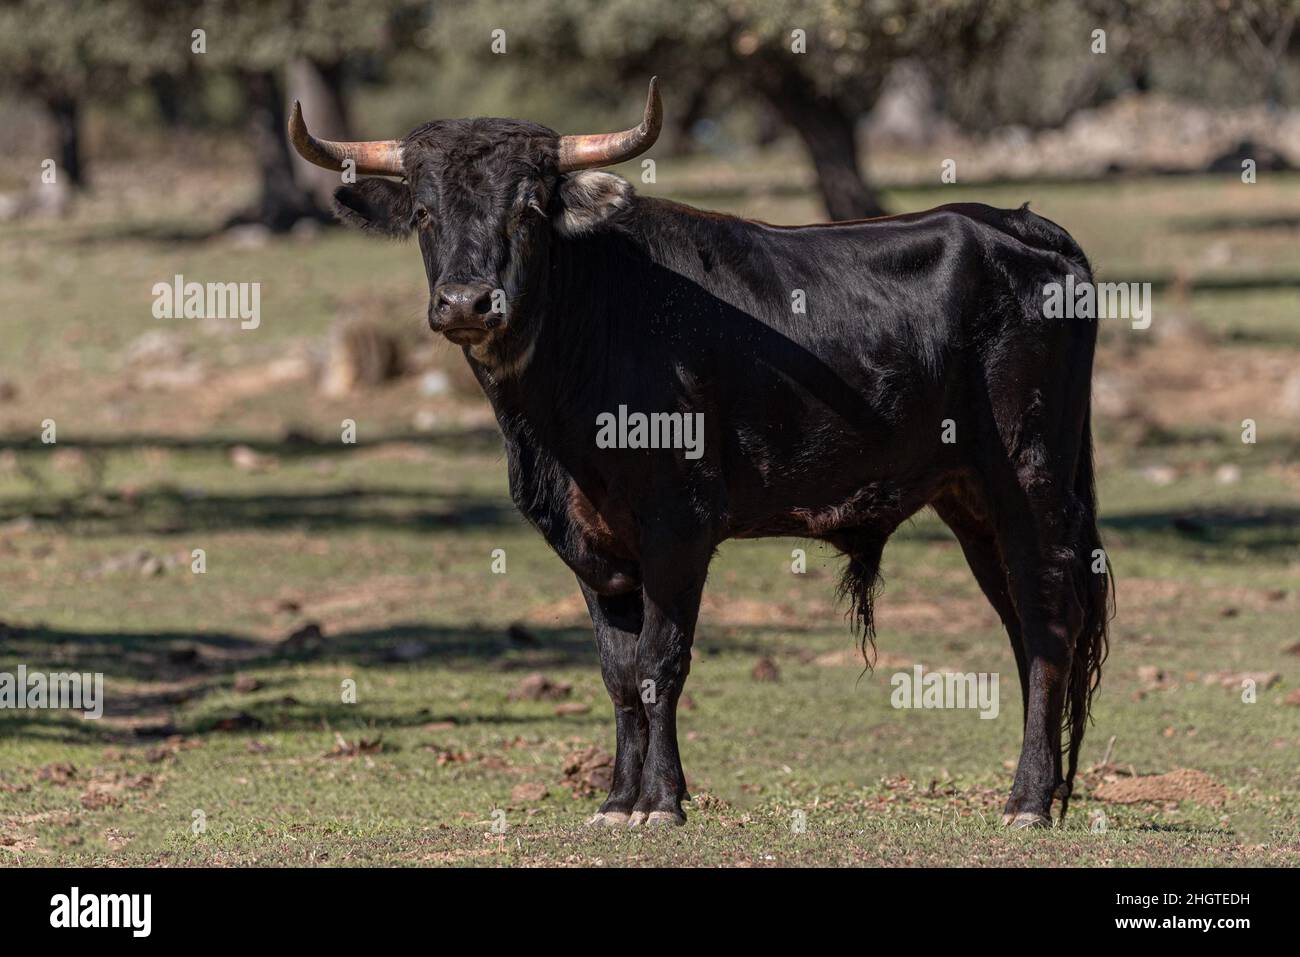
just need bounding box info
[556,77,662,173]
[288,101,404,176]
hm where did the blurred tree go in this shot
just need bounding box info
[432,0,1028,220]
[186,0,412,230]
[0,0,188,193]
[1181,0,1300,106]
[0,0,414,227]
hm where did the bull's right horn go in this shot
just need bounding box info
[288,101,405,176]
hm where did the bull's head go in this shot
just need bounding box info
[290,79,662,367]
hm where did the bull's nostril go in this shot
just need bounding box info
[472,293,493,315]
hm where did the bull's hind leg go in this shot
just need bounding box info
[994,469,1086,829]
[579,581,648,825]
[932,490,1029,725]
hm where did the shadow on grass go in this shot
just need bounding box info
[0,428,502,458]
[894,504,1300,558]
[0,620,592,682]
[0,620,591,745]
[1100,505,1300,557]
[1171,212,1300,233]
[0,617,780,745]
[0,485,518,535]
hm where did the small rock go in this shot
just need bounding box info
[511,782,549,803]
[506,623,538,647]
[233,675,262,694]
[230,444,274,472]
[35,762,77,785]
[554,701,590,716]
[418,370,450,396]
[122,329,189,367]
[167,645,200,665]
[751,656,781,682]
[1140,464,1176,486]
[386,639,431,663]
[281,622,324,655]
[1201,670,1279,690]
[225,223,271,248]
[1214,464,1241,485]
[210,712,264,732]
[508,672,572,702]
[290,218,322,241]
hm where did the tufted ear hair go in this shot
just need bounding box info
[333,179,413,237]
[554,171,633,237]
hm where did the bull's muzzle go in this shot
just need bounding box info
[429,283,499,340]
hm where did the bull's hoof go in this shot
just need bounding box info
[627,810,686,828]
[1002,811,1052,829]
[646,810,686,826]
[586,811,630,827]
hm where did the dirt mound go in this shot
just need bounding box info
[560,747,614,798]
[1093,768,1228,807]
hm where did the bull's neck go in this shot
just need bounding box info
[473,196,758,434]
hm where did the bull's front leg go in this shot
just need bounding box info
[628,521,711,827]
[579,581,648,826]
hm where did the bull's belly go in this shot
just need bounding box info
[722,469,952,540]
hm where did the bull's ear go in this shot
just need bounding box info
[333,179,413,237]
[554,171,633,237]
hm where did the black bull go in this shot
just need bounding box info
[299,107,1111,829]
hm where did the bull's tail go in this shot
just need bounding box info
[837,535,887,669]
[1061,404,1112,817]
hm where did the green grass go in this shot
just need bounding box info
[1,164,1298,867]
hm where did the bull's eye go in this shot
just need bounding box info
[413,206,431,229]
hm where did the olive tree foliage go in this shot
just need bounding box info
[184,0,414,229]
[947,0,1300,130]
[432,0,1033,219]
[1176,0,1300,105]
[0,0,411,226]
[0,0,190,189]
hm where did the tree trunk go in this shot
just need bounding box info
[754,69,885,220]
[236,69,325,232]
[44,94,85,190]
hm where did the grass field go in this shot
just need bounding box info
[1,159,1297,866]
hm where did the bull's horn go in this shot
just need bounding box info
[556,77,662,173]
[288,101,404,176]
